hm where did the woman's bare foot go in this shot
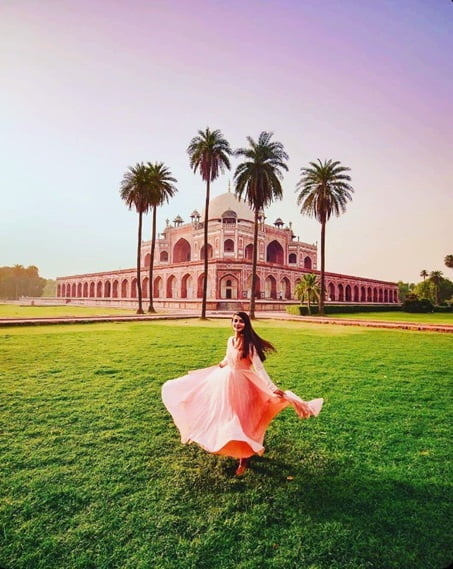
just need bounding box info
[235,458,248,476]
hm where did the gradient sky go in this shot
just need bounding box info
[1,0,452,283]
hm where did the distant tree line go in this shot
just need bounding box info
[398,257,453,311]
[0,265,47,299]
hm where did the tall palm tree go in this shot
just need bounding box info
[187,128,232,319]
[420,269,428,281]
[294,273,320,315]
[234,131,289,319]
[120,162,151,314]
[429,270,443,305]
[146,162,178,313]
[444,255,453,270]
[296,159,354,315]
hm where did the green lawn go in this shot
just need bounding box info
[1,320,452,569]
[0,304,136,318]
[320,311,453,326]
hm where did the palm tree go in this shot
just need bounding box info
[429,270,443,305]
[234,131,289,319]
[296,159,354,315]
[294,273,320,315]
[187,128,232,319]
[444,255,453,270]
[146,162,178,313]
[420,269,428,281]
[120,162,151,314]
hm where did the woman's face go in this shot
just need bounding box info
[232,315,245,334]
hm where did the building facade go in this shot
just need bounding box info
[57,191,399,308]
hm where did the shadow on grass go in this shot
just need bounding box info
[158,445,451,569]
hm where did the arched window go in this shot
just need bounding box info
[288,253,297,264]
[173,239,191,263]
[200,244,213,260]
[224,239,234,254]
[245,244,253,260]
[266,240,284,264]
[160,250,169,262]
[304,256,312,269]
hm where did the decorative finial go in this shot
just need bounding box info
[228,180,231,192]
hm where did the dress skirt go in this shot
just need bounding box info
[162,360,323,459]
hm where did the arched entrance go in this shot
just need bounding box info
[181,274,194,298]
[220,275,238,299]
[166,275,176,298]
[154,276,162,298]
[281,277,291,299]
[265,275,277,299]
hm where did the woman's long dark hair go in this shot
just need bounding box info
[233,311,276,361]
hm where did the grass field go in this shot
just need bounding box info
[1,303,452,327]
[0,304,135,319]
[1,319,452,569]
[320,311,453,325]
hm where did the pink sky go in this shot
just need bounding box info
[1,0,452,283]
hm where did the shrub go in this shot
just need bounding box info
[286,304,402,316]
[401,298,434,313]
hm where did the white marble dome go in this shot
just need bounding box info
[202,191,254,222]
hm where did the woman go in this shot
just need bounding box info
[161,312,323,476]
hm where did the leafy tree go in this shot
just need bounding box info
[414,279,433,302]
[146,162,178,313]
[120,162,152,314]
[420,269,428,281]
[397,281,415,303]
[43,279,56,296]
[187,128,232,319]
[414,272,453,305]
[296,159,354,315]
[0,265,46,299]
[294,273,320,315]
[234,132,288,319]
[429,270,443,305]
[444,255,453,270]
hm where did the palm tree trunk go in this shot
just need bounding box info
[201,177,210,319]
[319,220,326,315]
[148,205,157,313]
[250,209,259,319]
[307,296,311,315]
[136,211,144,314]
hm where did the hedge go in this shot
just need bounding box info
[286,304,402,316]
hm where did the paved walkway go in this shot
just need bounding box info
[0,311,452,333]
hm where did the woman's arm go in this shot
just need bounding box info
[251,348,283,396]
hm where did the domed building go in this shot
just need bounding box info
[57,189,399,310]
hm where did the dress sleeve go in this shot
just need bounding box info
[251,348,279,392]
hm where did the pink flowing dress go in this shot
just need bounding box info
[161,336,323,459]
